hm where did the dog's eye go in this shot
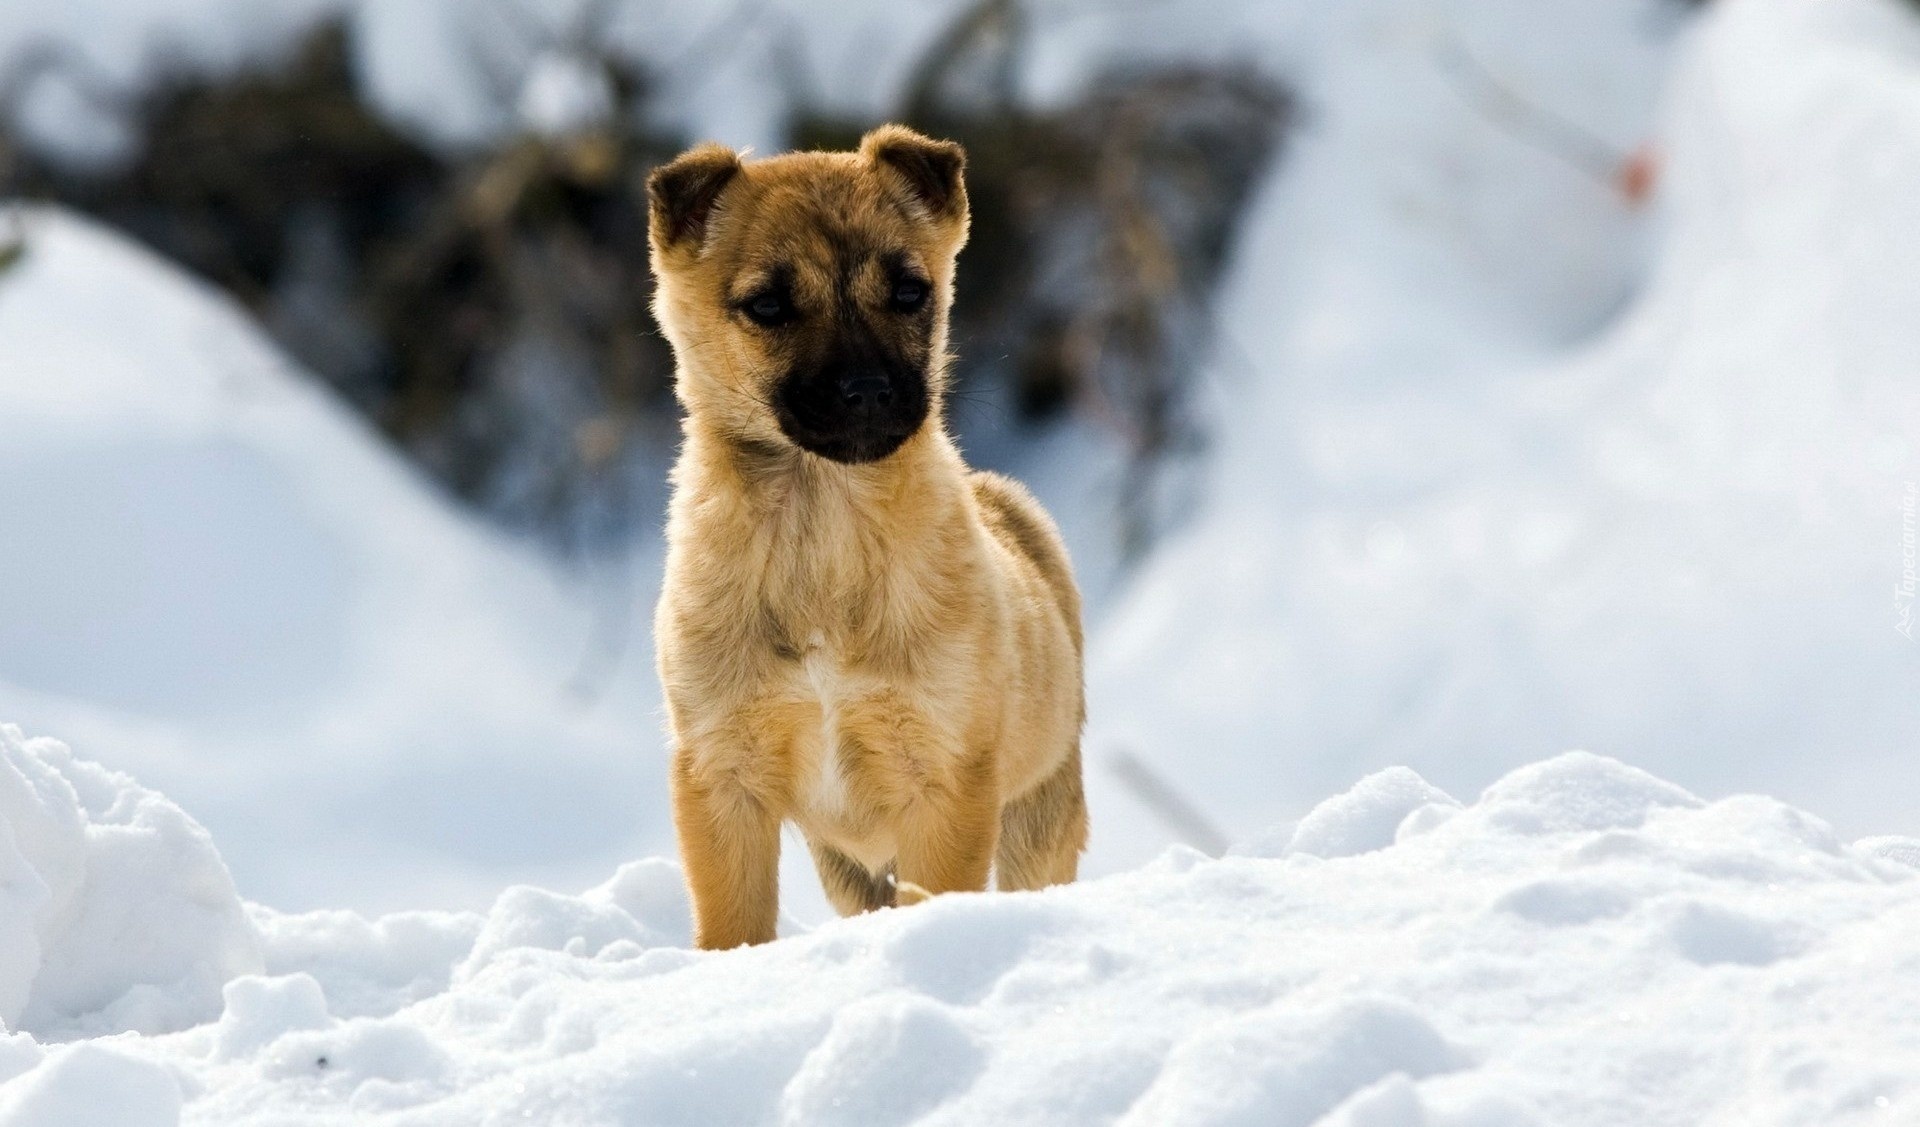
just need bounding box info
[891,278,928,313]
[743,292,794,327]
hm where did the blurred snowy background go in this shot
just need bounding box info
[1,0,1916,929]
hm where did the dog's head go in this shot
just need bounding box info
[648,125,969,466]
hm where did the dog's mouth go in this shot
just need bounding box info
[773,367,930,465]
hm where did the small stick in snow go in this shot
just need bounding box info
[1431,26,1659,205]
[1108,748,1233,857]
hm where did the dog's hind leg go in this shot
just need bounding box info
[996,744,1088,891]
[806,837,896,916]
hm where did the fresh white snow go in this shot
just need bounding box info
[0,0,1916,1120]
[1087,0,1920,869]
[0,725,257,1042]
[0,730,1916,1124]
[0,204,676,913]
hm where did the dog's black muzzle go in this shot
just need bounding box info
[775,363,929,465]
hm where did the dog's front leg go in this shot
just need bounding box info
[892,747,999,901]
[670,745,780,949]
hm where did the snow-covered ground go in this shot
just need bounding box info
[3,725,1917,1124]
[2,0,1918,1119]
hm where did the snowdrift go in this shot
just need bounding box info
[0,727,1915,1125]
[0,726,257,1042]
[1089,0,1920,867]
[0,205,674,914]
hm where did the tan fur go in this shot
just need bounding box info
[649,125,1087,949]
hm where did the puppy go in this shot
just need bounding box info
[648,125,1086,950]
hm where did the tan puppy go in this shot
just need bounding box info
[648,125,1086,950]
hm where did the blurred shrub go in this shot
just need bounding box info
[0,209,20,275]
[3,2,1289,558]
[6,20,683,548]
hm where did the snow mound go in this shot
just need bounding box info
[0,725,258,1040]
[1119,996,1468,1127]
[1086,0,1920,871]
[1857,836,1920,871]
[0,1042,182,1127]
[0,204,671,914]
[1257,765,1464,859]
[0,747,1907,1124]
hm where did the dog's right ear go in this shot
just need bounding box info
[648,143,742,251]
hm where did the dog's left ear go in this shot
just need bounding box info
[861,125,968,222]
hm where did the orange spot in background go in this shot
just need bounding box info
[1618,145,1661,207]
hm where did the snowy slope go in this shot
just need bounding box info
[0,207,673,913]
[1087,0,1920,869]
[1,729,1916,1125]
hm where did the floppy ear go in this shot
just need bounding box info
[648,143,742,249]
[861,124,968,220]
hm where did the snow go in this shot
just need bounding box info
[0,725,258,1042]
[0,0,1917,1118]
[515,50,615,137]
[0,1043,183,1127]
[1087,0,1920,869]
[1252,765,1462,860]
[0,205,674,914]
[4,737,1919,1123]
[349,0,976,154]
[0,0,970,158]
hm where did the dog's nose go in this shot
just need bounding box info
[838,373,893,412]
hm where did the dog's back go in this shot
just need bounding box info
[970,471,1083,660]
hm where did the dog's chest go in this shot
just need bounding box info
[795,629,855,818]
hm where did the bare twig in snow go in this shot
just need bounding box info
[1108,747,1232,856]
[1431,27,1625,185]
